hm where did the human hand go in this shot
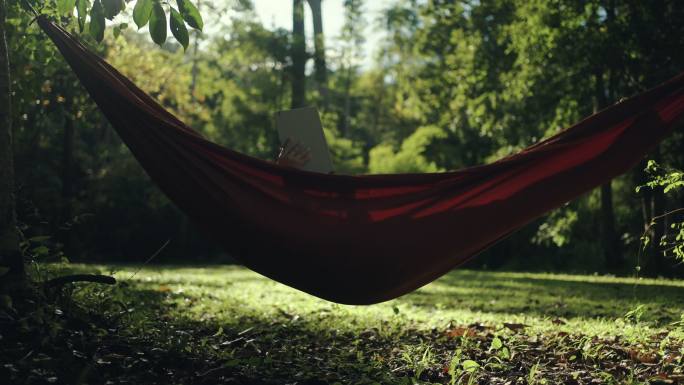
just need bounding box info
[276,138,311,169]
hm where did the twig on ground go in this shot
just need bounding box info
[44,274,116,289]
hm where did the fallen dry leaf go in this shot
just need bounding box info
[446,327,477,338]
[503,323,528,331]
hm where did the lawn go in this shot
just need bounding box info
[6,264,684,384]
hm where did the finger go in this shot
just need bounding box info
[279,138,291,153]
[296,150,312,163]
[292,144,307,158]
[297,148,311,160]
[283,142,298,157]
[295,144,311,157]
[289,143,305,158]
[294,153,309,163]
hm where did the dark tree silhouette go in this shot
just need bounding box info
[0,0,24,289]
[307,0,327,103]
[291,0,306,108]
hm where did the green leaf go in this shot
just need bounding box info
[0,266,9,277]
[500,346,510,359]
[28,235,51,243]
[57,0,77,15]
[89,0,105,42]
[76,0,89,32]
[149,1,168,46]
[170,7,189,50]
[133,0,153,29]
[0,294,12,310]
[176,0,203,31]
[462,359,480,373]
[490,336,503,350]
[103,0,125,20]
[32,245,50,257]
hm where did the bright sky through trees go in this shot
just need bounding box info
[252,0,390,68]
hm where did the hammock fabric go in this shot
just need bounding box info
[38,16,684,305]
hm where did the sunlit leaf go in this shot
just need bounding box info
[57,0,77,15]
[462,359,480,373]
[149,1,168,46]
[176,0,203,31]
[133,0,153,29]
[490,336,503,350]
[76,0,89,32]
[170,7,189,50]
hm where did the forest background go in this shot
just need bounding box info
[5,0,684,277]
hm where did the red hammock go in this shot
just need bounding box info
[38,16,684,305]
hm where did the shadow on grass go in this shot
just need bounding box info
[64,284,444,385]
[62,276,683,385]
[18,264,683,385]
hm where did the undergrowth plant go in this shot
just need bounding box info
[637,161,684,263]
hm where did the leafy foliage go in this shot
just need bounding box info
[46,0,204,46]
[8,0,684,272]
[369,126,448,173]
[638,161,684,263]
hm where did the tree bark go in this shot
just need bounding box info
[342,65,352,136]
[600,182,621,269]
[61,95,74,254]
[291,0,306,108]
[594,69,622,270]
[307,0,327,104]
[189,0,201,99]
[0,0,25,287]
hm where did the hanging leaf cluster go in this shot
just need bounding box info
[55,0,203,50]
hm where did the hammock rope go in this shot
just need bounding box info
[36,15,684,305]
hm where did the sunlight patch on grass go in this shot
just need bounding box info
[79,264,684,343]
[45,263,684,383]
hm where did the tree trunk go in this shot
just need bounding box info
[61,95,74,254]
[307,0,327,104]
[342,65,352,136]
[189,0,201,99]
[594,69,622,270]
[0,0,25,287]
[291,0,306,108]
[600,182,621,269]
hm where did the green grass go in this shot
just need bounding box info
[18,264,684,383]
